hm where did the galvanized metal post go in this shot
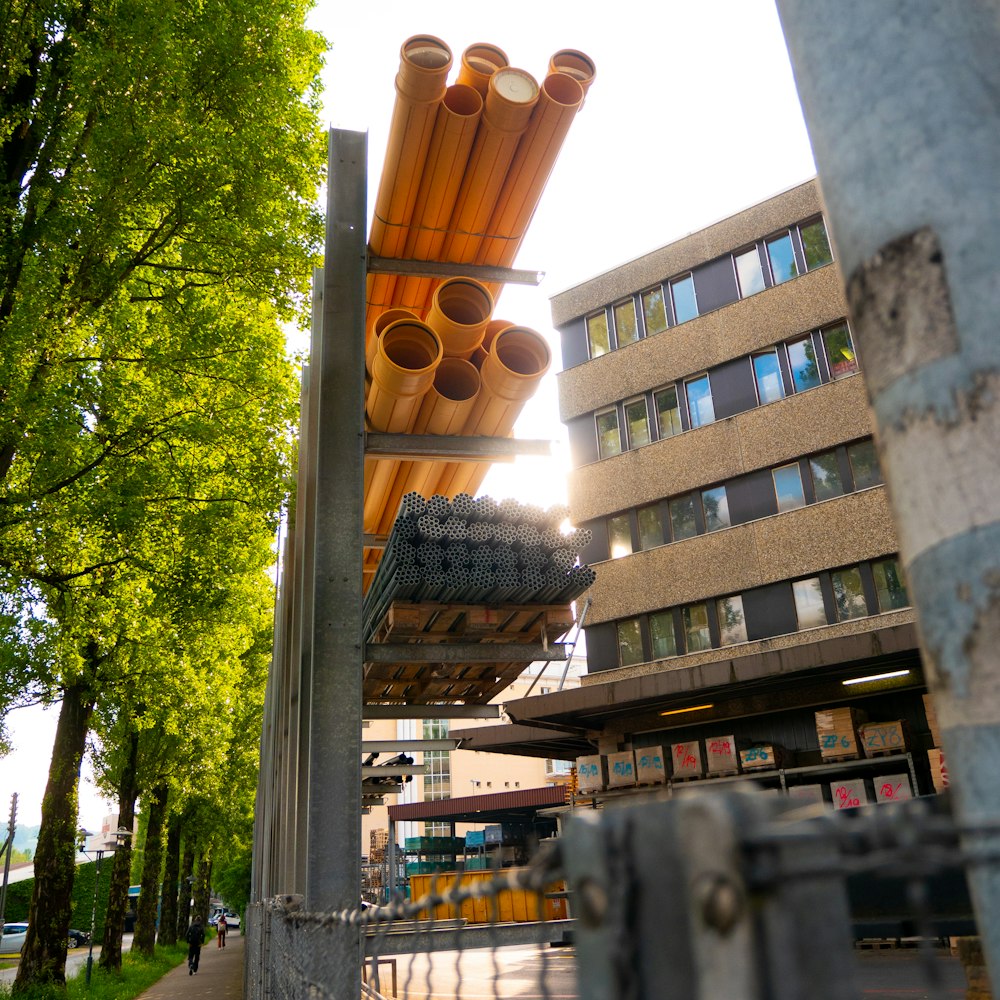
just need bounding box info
[304,128,366,991]
[775,0,1000,980]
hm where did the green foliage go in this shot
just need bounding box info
[0,859,114,935]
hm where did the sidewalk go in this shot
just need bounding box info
[137,932,243,1000]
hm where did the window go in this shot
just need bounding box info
[717,595,747,645]
[786,336,821,393]
[823,323,859,379]
[873,558,909,612]
[586,311,611,358]
[637,504,664,550]
[831,566,867,621]
[682,603,711,652]
[685,374,715,428]
[670,274,699,324]
[624,396,651,448]
[608,514,632,559]
[642,286,668,337]
[649,611,678,659]
[654,386,682,438]
[701,486,730,532]
[752,350,785,404]
[801,218,833,271]
[773,463,806,512]
[614,299,640,347]
[423,718,451,801]
[735,247,765,297]
[809,450,845,501]
[617,618,644,666]
[766,231,798,284]
[669,494,698,541]
[793,577,828,629]
[596,407,622,459]
[848,439,882,490]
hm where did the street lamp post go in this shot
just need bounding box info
[80,826,133,988]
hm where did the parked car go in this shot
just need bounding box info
[209,908,240,930]
[1,922,29,954]
[67,928,91,948]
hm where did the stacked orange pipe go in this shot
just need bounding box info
[366,36,452,320]
[456,43,509,96]
[424,276,494,359]
[476,72,585,302]
[393,83,484,313]
[432,325,551,498]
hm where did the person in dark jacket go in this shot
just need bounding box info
[187,918,205,974]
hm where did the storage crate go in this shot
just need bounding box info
[465,829,486,848]
[874,773,913,803]
[706,735,739,774]
[815,706,867,759]
[635,746,668,785]
[671,740,704,779]
[830,778,868,809]
[787,784,825,804]
[484,823,527,846]
[928,747,949,792]
[739,744,787,771]
[923,693,942,747]
[859,720,909,758]
[577,754,607,793]
[606,750,637,788]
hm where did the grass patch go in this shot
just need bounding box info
[0,944,188,1000]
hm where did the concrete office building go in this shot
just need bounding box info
[457,180,940,804]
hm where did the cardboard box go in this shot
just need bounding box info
[577,755,607,793]
[706,735,739,774]
[923,693,942,747]
[830,778,868,809]
[815,706,867,759]
[859,720,909,757]
[874,773,913,803]
[787,784,825,805]
[606,750,637,788]
[671,740,704,779]
[928,747,949,792]
[635,746,668,785]
[739,744,787,770]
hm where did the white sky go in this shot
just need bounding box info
[1,0,815,832]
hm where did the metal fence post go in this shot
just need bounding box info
[775,0,1000,983]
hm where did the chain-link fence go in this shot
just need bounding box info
[247,788,986,999]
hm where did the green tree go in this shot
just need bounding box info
[2,0,325,989]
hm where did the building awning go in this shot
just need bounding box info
[388,784,567,825]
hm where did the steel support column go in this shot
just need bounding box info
[304,128,367,992]
[776,0,1000,980]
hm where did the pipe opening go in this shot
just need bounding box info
[549,49,596,87]
[494,329,550,376]
[403,37,452,71]
[463,44,508,75]
[381,322,441,372]
[434,359,481,401]
[444,84,483,117]
[542,71,584,107]
[434,280,493,327]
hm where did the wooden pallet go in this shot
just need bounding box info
[364,600,575,705]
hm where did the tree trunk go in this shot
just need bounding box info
[13,676,96,992]
[98,728,139,971]
[132,782,168,957]
[176,838,195,940]
[157,812,181,946]
[194,851,213,925]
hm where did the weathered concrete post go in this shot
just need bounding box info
[776,0,1000,986]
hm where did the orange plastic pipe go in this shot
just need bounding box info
[476,71,585,302]
[424,276,494,359]
[456,43,509,97]
[366,35,452,320]
[548,48,597,99]
[366,307,419,377]
[364,319,443,547]
[432,325,551,498]
[371,358,482,536]
[470,317,512,369]
[435,68,540,271]
[392,84,484,314]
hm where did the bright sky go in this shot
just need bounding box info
[0,0,815,833]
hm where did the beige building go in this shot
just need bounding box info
[458,181,941,807]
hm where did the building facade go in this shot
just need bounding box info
[457,180,940,807]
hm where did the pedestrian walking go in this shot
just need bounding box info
[217,912,228,948]
[186,917,205,974]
